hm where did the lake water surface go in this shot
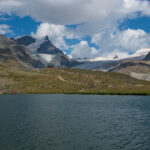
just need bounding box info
[0,95,150,150]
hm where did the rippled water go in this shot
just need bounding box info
[0,95,150,150]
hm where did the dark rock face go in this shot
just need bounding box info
[16,35,79,68]
[15,36,36,46]
[36,36,74,67]
[37,37,61,55]
[0,35,44,69]
[144,52,150,60]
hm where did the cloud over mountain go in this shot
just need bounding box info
[1,0,150,58]
[92,28,150,57]
[70,41,100,59]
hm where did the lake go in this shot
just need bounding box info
[0,95,150,150]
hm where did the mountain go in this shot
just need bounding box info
[16,35,79,67]
[144,52,150,60]
[37,36,60,54]
[15,35,150,70]
[0,35,44,69]
[72,49,150,70]
[109,60,150,81]
[8,34,150,72]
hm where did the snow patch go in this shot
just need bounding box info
[27,38,45,53]
[38,54,54,63]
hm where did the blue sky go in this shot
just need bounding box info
[1,14,150,37]
[0,0,150,58]
[119,16,150,33]
[0,14,40,37]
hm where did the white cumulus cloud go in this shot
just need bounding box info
[0,24,12,34]
[70,41,100,59]
[32,23,80,50]
[92,28,150,57]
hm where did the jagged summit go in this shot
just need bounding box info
[45,35,49,41]
[37,36,59,54]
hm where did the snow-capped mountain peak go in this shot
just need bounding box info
[15,35,77,67]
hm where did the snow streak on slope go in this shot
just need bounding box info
[27,38,45,53]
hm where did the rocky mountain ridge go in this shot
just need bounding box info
[15,35,79,67]
[0,35,44,69]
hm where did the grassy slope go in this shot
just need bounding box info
[0,62,150,95]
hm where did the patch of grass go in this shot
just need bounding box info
[0,65,150,95]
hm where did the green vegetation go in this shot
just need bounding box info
[0,63,150,95]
